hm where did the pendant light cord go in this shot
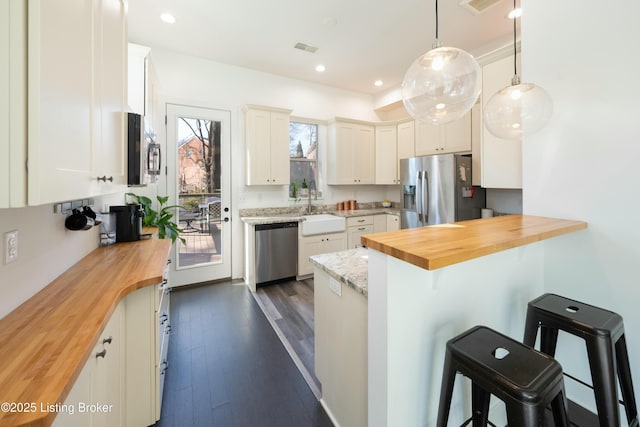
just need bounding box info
[435,0,439,40]
[513,0,518,77]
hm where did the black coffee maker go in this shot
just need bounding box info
[110,204,145,242]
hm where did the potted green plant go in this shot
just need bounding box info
[126,193,185,244]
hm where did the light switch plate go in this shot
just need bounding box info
[5,230,18,264]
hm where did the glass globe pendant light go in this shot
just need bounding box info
[401,0,481,125]
[483,0,553,139]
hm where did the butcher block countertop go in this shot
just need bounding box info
[0,236,171,427]
[361,214,587,271]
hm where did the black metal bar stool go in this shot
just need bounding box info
[523,293,638,427]
[437,325,569,426]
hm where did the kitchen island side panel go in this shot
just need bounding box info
[367,243,545,427]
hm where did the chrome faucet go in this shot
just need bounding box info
[307,180,316,214]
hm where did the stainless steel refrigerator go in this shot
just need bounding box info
[400,154,486,229]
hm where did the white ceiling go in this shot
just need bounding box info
[127,0,516,95]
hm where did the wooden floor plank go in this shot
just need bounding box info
[255,279,321,394]
[155,280,332,427]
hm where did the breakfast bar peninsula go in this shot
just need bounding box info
[360,214,587,427]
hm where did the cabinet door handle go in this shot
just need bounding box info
[161,278,168,287]
[160,314,168,324]
[96,349,107,359]
[102,336,112,345]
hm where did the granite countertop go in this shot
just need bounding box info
[240,213,306,225]
[332,207,400,218]
[310,248,369,297]
[240,207,400,225]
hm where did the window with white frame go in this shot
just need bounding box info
[289,121,318,199]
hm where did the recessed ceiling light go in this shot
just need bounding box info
[315,64,326,72]
[507,8,522,19]
[374,80,383,87]
[160,13,176,24]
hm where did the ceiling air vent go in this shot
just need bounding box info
[294,42,318,54]
[459,0,504,15]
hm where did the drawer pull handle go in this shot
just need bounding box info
[358,227,366,230]
[102,336,112,345]
[357,219,365,222]
[161,278,168,287]
[96,349,107,359]
[97,176,113,182]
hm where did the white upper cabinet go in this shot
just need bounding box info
[27,0,95,205]
[245,105,291,186]
[415,112,471,156]
[328,119,375,185]
[480,54,522,189]
[375,124,399,184]
[0,0,128,206]
[397,120,415,160]
[127,43,150,116]
[128,42,158,126]
[92,0,128,195]
[0,0,27,208]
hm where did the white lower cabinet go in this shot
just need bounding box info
[298,232,346,276]
[125,280,170,426]
[156,268,171,414]
[386,214,400,231]
[373,214,387,233]
[53,275,169,427]
[53,301,124,427]
[347,216,374,249]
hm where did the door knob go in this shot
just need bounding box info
[224,217,230,222]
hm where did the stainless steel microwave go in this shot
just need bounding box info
[127,113,160,186]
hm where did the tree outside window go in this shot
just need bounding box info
[289,122,318,199]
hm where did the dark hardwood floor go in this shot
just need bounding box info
[254,278,320,396]
[155,280,333,427]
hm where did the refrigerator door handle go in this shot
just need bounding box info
[423,170,429,224]
[416,170,423,224]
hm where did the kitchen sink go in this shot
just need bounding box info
[301,214,346,236]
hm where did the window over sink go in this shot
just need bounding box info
[289,121,319,199]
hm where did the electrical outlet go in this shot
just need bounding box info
[5,230,18,264]
[329,277,342,297]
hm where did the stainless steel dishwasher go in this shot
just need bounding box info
[255,221,298,285]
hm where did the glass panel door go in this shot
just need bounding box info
[166,104,231,285]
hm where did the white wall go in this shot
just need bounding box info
[523,0,640,415]
[0,193,124,319]
[150,48,391,279]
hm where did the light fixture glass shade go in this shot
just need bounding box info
[484,81,553,140]
[402,46,481,125]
